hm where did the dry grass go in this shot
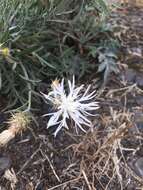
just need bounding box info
[70,114,133,189]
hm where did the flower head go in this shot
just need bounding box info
[0,48,10,57]
[8,112,31,133]
[42,76,99,136]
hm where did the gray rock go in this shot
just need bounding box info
[0,156,11,174]
[130,157,143,178]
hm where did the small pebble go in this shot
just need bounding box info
[0,186,6,190]
[131,157,143,178]
[0,156,11,172]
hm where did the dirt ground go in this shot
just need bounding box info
[0,5,143,190]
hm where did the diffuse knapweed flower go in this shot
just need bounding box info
[42,76,99,136]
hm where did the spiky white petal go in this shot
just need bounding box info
[42,76,99,136]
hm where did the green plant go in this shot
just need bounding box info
[97,47,119,84]
[0,0,117,111]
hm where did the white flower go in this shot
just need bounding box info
[42,76,99,136]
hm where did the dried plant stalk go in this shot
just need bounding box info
[0,112,30,146]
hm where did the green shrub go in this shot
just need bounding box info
[0,0,118,111]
